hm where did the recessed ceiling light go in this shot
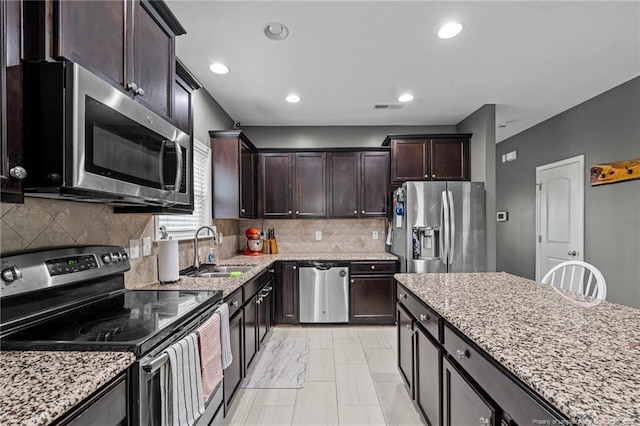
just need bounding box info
[264,22,289,40]
[437,22,463,39]
[285,94,301,103]
[398,94,414,103]
[209,63,230,75]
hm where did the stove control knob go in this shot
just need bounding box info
[112,253,122,263]
[121,252,129,261]
[102,254,113,264]
[1,266,22,283]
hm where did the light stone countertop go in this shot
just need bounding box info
[0,351,135,426]
[135,252,398,297]
[394,272,640,426]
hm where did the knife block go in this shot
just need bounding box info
[265,238,278,254]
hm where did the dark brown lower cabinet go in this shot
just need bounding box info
[415,326,441,426]
[442,356,494,426]
[274,262,299,324]
[257,281,273,346]
[350,275,396,324]
[224,310,244,411]
[397,304,414,396]
[244,295,258,371]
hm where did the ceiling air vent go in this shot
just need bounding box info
[374,104,403,110]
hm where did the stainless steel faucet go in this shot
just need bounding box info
[193,226,219,269]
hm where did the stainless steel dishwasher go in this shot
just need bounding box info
[299,261,349,323]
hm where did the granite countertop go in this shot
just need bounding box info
[394,272,640,426]
[0,351,135,426]
[135,252,398,297]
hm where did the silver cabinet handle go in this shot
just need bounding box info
[269,269,275,273]
[479,417,490,425]
[292,265,297,270]
[126,82,138,92]
[424,174,428,178]
[370,265,376,270]
[288,210,292,214]
[432,174,436,178]
[134,87,145,96]
[398,293,407,299]
[419,313,430,322]
[361,210,365,214]
[296,210,300,214]
[351,279,354,283]
[241,208,246,213]
[231,301,239,307]
[353,210,357,214]
[568,250,577,256]
[9,166,27,180]
[456,349,469,359]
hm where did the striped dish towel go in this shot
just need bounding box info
[196,313,223,401]
[216,303,233,369]
[160,333,205,426]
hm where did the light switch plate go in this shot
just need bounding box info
[142,237,152,256]
[129,239,140,259]
[372,231,379,240]
[315,231,322,241]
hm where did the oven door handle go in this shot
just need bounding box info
[142,352,169,374]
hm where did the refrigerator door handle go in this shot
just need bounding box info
[441,191,450,265]
[447,190,455,265]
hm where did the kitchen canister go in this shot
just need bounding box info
[158,239,180,283]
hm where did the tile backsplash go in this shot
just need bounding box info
[238,218,387,253]
[0,199,237,287]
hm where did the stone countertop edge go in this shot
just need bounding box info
[0,351,135,426]
[394,271,640,426]
[133,252,398,297]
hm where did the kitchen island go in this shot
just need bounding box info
[395,272,640,425]
[0,351,135,425]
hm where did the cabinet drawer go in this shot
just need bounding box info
[397,284,440,342]
[351,261,398,275]
[226,288,243,318]
[244,269,269,300]
[443,324,559,425]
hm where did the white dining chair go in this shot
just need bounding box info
[541,260,607,301]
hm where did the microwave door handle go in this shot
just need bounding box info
[174,142,183,192]
[158,139,167,190]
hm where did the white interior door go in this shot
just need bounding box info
[536,155,584,281]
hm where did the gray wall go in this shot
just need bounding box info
[193,89,234,144]
[241,125,457,148]
[496,77,640,308]
[458,104,497,271]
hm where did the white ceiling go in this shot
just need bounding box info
[166,1,640,142]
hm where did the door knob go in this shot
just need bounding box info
[568,250,577,256]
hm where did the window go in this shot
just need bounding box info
[156,138,212,240]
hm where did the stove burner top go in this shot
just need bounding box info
[77,316,151,341]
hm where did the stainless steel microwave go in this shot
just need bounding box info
[23,62,191,207]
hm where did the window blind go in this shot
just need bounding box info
[156,139,212,240]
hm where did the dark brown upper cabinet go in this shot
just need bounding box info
[328,151,389,218]
[294,152,327,218]
[24,0,185,121]
[260,152,293,218]
[384,134,471,184]
[1,0,25,203]
[211,131,257,219]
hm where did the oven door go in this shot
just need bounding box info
[74,63,191,207]
[135,304,224,426]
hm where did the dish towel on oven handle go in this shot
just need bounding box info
[160,333,205,426]
[216,303,233,369]
[196,312,223,401]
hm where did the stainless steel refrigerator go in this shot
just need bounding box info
[391,181,486,273]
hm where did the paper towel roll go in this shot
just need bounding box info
[158,239,179,283]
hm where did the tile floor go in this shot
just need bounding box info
[222,326,425,426]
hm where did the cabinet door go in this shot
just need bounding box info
[415,326,441,426]
[442,357,494,426]
[224,311,244,410]
[328,152,359,218]
[350,275,396,324]
[360,151,389,217]
[173,74,191,134]
[274,262,299,324]
[55,0,128,89]
[294,153,327,217]
[244,295,258,370]
[240,142,256,218]
[430,138,469,181]
[391,140,428,183]
[257,286,268,346]
[397,304,414,396]
[260,153,293,218]
[132,0,173,118]
[1,0,24,202]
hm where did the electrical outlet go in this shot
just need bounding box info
[129,239,140,259]
[372,231,379,240]
[142,237,152,257]
[315,231,322,241]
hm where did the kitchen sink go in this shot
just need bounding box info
[193,265,254,278]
